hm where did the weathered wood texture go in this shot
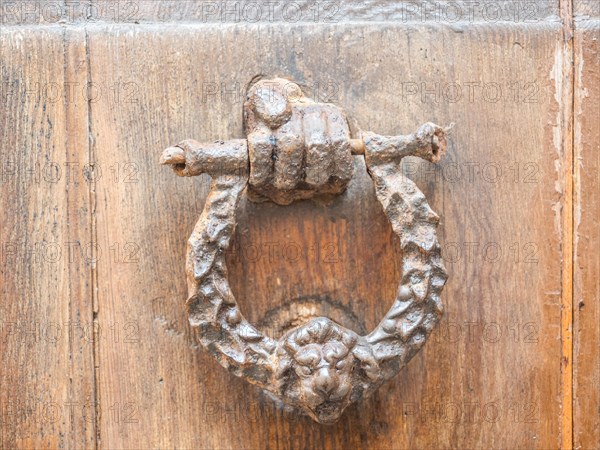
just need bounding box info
[85,22,565,449]
[0,1,597,448]
[0,28,95,448]
[574,0,599,18]
[573,5,600,449]
[0,1,560,25]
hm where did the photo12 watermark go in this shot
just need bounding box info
[398,81,541,104]
[152,1,342,23]
[0,80,140,105]
[1,1,142,24]
[0,241,141,265]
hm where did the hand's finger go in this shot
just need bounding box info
[273,107,304,190]
[160,146,186,165]
[302,105,330,189]
[248,123,274,189]
[247,78,293,129]
[322,105,353,188]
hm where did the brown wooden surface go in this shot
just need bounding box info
[1,1,598,449]
[0,27,96,448]
[1,1,560,25]
[573,6,600,449]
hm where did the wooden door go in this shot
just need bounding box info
[1,1,598,448]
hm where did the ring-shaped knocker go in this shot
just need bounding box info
[161,78,450,424]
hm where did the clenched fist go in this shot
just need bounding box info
[243,78,354,204]
[161,77,450,206]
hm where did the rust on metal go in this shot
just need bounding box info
[161,78,450,424]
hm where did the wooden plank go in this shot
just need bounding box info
[0,1,93,25]
[88,21,565,449]
[0,0,559,25]
[573,9,600,450]
[559,1,574,448]
[0,27,95,449]
[574,0,599,17]
[88,0,559,24]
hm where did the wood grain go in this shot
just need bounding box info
[0,27,95,449]
[86,21,565,449]
[559,1,574,448]
[573,10,600,450]
[2,1,597,447]
[89,0,560,25]
[0,0,561,25]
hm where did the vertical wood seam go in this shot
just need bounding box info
[61,24,74,442]
[83,27,101,450]
[62,22,97,448]
[559,0,575,449]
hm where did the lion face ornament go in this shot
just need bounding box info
[161,78,450,424]
[276,317,381,424]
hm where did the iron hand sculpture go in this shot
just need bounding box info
[161,78,449,424]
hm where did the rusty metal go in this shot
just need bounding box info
[161,78,450,424]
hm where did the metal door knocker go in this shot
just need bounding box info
[161,78,450,424]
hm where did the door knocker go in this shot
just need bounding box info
[161,78,450,424]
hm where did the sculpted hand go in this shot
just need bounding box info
[243,78,355,204]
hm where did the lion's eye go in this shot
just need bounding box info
[336,360,347,370]
[300,366,312,376]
